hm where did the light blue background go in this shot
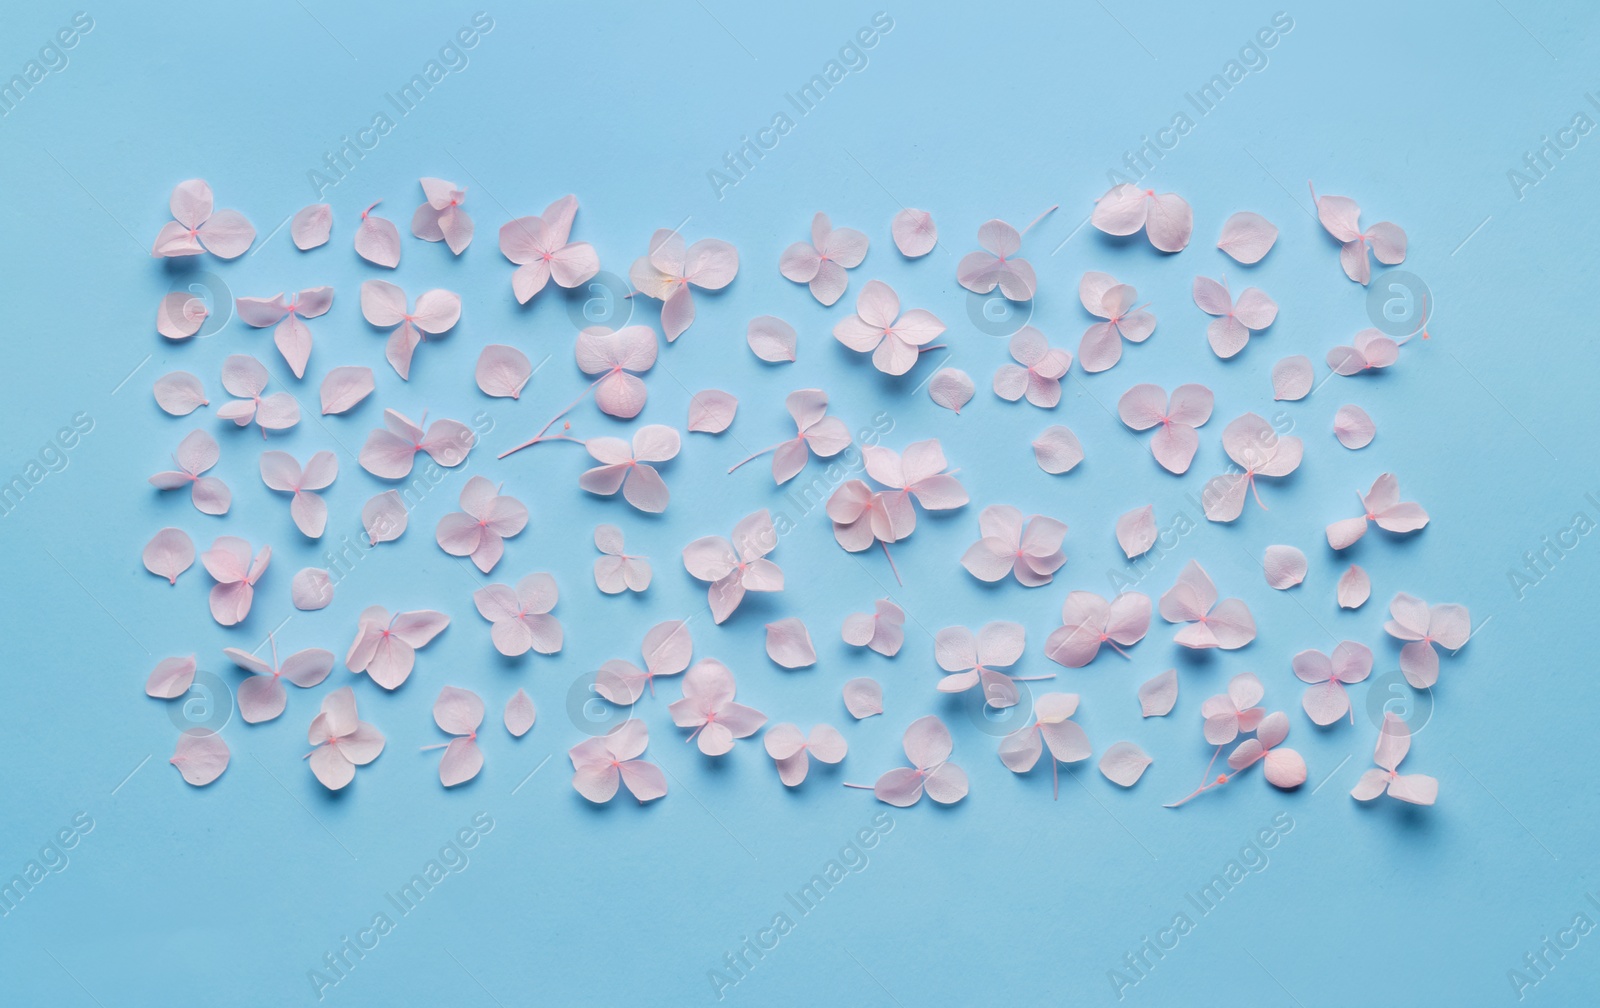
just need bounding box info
[3,2,1597,1005]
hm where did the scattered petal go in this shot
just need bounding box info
[170,729,229,786]
[476,345,532,399]
[1337,565,1371,609]
[843,678,883,719]
[362,490,408,545]
[747,315,798,362]
[154,372,208,416]
[1115,505,1157,559]
[292,568,334,610]
[354,202,401,268]
[319,366,375,415]
[142,528,194,585]
[1032,425,1084,474]
[765,617,817,669]
[891,208,937,257]
[1272,356,1314,401]
[688,390,738,433]
[1263,545,1307,590]
[1334,404,1376,449]
[146,655,197,698]
[505,688,536,737]
[1217,211,1278,263]
[1099,742,1152,787]
[291,203,332,250]
[1137,669,1178,717]
[929,368,974,413]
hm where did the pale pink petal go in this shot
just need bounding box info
[500,688,536,738]
[683,536,739,581]
[196,209,255,259]
[1192,276,1233,316]
[929,368,974,413]
[392,609,449,648]
[1145,192,1193,251]
[922,763,969,804]
[146,655,197,698]
[961,537,1016,583]
[746,315,797,363]
[1207,599,1257,649]
[236,677,288,723]
[1232,288,1278,331]
[170,729,229,786]
[683,237,739,289]
[902,714,953,768]
[1208,316,1252,358]
[317,366,374,415]
[152,371,207,416]
[1263,545,1307,589]
[892,208,937,257]
[1217,211,1277,263]
[355,209,401,268]
[361,490,407,545]
[1077,322,1123,372]
[1032,425,1083,474]
[1368,221,1407,264]
[1301,679,1349,725]
[1374,713,1412,771]
[1115,505,1157,559]
[998,727,1043,773]
[291,203,332,250]
[1387,773,1437,805]
[142,528,194,585]
[685,389,738,434]
[1091,184,1148,236]
[1099,742,1152,787]
[168,179,213,229]
[1315,193,1363,242]
[286,567,332,611]
[473,345,532,399]
[1334,404,1375,449]
[437,738,483,787]
[1150,425,1200,474]
[765,618,816,669]
[873,767,926,806]
[1262,748,1308,789]
[843,678,883,719]
[1137,669,1178,717]
[1351,769,1390,801]
[1271,356,1314,401]
[765,722,808,761]
[808,725,848,763]
[1336,565,1371,609]
[621,464,670,513]
[433,685,485,736]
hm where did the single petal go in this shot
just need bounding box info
[145,655,197,698]
[1272,356,1314,401]
[1263,545,1307,589]
[142,528,195,585]
[687,389,738,433]
[1334,404,1376,449]
[1137,669,1178,717]
[355,211,401,268]
[1217,211,1278,263]
[891,208,937,257]
[504,688,537,737]
[930,368,974,413]
[1099,742,1152,787]
[170,730,229,786]
[1336,565,1371,609]
[843,678,883,719]
[291,203,332,250]
[1115,505,1157,559]
[747,315,798,363]
[320,366,375,415]
[475,345,532,399]
[1031,425,1083,474]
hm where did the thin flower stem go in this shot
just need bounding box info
[499,376,605,458]
[879,540,903,586]
[727,445,778,473]
[841,782,874,790]
[1021,204,1059,236]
